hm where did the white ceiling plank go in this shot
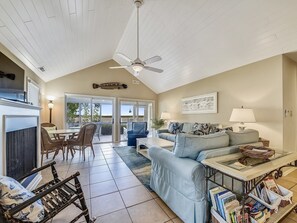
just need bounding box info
[9,0,31,22]
[42,0,56,18]
[68,0,76,15]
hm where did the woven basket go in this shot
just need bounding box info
[240,145,275,159]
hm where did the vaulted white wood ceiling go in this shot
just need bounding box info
[1,0,297,93]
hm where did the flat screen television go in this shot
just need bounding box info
[0,51,25,93]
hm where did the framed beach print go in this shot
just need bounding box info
[181,92,218,114]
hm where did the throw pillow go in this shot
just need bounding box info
[173,132,229,159]
[0,176,44,222]
[168,122,183,134]
[192,123,210,135]
[209,126,233,134]
[226,129,259,146]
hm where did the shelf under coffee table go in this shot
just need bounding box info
[202,152,297,223]
[136,137,174,160]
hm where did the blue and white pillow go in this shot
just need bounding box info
[168,122,183,134]
[192,123,210,135]
[0,176,44,222]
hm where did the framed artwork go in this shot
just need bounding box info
[181,92,218,114]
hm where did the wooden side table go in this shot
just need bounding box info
[259,137,270,147]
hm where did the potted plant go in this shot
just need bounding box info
[151,119,165,137]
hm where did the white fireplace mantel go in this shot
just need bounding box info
[0,98,41,176]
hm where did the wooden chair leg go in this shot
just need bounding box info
[62,147,65,160]
[74,177,91,222]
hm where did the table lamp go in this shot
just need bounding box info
[229,106,256,131]
[161,112,171,120]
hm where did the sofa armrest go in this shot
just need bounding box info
[196,141,264,162]
[157,129,169,134]
[149,146,201,181]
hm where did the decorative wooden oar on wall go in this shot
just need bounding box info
[92,82,128,90]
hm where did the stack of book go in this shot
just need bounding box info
[209,187,249,223]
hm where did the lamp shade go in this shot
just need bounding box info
[229,108,256,123]
[161,112,171,120]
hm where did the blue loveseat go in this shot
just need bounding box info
[149,129,262,223]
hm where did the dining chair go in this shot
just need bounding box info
[67,123,97,161]
[40,127,65,164]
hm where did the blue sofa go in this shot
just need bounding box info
[149,129,262,223]
[127,122,149,147]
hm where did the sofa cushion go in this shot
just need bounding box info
[158,133,176,142]
[173,132,229,159]
[192,123,210,135]
[226,129,259,146]
[0,176,44,222]
[168,122,183,134]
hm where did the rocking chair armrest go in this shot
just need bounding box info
[7,172,80,217]
[17,161,56,182]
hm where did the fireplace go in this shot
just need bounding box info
[5,116,38,179]
[0,99,41,180]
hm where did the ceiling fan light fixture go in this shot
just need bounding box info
[132,64,144,72]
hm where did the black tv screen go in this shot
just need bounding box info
[0,51,25,92]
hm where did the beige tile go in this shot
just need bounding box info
[128,200,170,223]
[110,168,133,178]
[89,165,110,175]
[77,174,90,186]
[108,162,129,170]
[115,175,142,190]
[120,185,152,207]
[91,192,125,217]
[105,157,124,164]
[97,209,132,223]
[82,185,91,199]
[165,221,174,223]
[90,180,118,197]
[172,217,184,223]
[90,171,113,184]
[90,159,107,166]
[155,198,177,219]
[51,199,91,223]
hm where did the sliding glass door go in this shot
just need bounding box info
[119,99,154,141]
[65,94,115,143]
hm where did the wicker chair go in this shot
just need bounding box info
[0,161,94,223]
[67,123,97,161]
[41,127,65,164]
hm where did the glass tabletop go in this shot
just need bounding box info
[219,152,291,171]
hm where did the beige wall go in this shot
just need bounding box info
[44,60,157,139]
[158,56,284,150]
[283,55,297,152]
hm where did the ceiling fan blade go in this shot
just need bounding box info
[116,53,133,63]
[109,65,130,69]
[144,66,163,73]
[143,56,162,65]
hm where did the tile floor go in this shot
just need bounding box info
[41,143,297,223]
[41,142,181,223]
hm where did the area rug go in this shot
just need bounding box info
[113,146,152,191]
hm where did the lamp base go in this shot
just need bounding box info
[238,126,246,131]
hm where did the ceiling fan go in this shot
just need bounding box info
[109,0,163,76]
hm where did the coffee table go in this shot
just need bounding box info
[136,137,174,160]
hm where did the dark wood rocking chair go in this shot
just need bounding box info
[0,161,95,223]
